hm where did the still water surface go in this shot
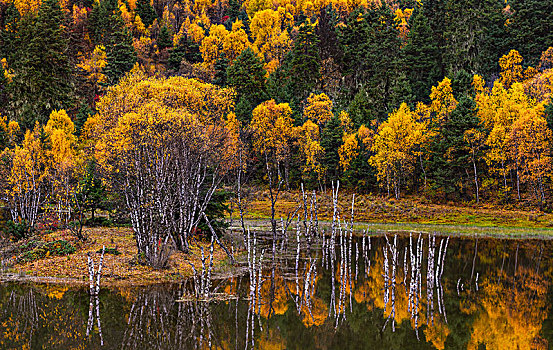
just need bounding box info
[0,232,552,349]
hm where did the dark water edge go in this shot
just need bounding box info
[1,233,552,350]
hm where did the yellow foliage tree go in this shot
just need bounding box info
[92,69,238,265]
[338,132,358,171]
[43,110,84,238]
[0,124,47,228]
[295,119,324,176]
[369,103,428,199]
[200,24,229,69]
[430,77,458,124]
[249,8,292,73]
[499,49,524,88]
[303,93,333,125]
[77,45,108,92]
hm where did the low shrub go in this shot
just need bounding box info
[17,240,76,263]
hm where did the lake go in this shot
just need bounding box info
[0,231,551,349]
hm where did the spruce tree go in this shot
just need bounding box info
[508,0,553,66]
[402,7,441,104]
[136,0,157,28]
[474,0,509,77]
[102,0,136,85]
[287,20,321,103]
[157,25,172,51]
[8,0,73,129]
[168,36,202,71]
[226,48,267,122]
[339,6,402,122]
[427,96,480,200]
[212,56,229,87]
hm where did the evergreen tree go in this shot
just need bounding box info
[136,0,157,28]
[77,159,108,223]
[474,0,509,77]
[427,96,480,200]
[8,0,74,129]
[227,48,267,122]
[545,102,553,131]
[167,36,202,71]
[0,3,21,60]
[402,7,441,104]
[157,25,172,51]
[421,0,447,77]
[103,0,136,85]
[320,115,343,183]
[89,0,136,85]
[339,6,403,122]
[213,56,229,87]
[287,20,321,104]
[508,0,553,66]
[74,103,93,136]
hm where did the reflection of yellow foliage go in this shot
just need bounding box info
[424,320,450,350]
[301,296,327,327]
[257,327,285,349]
[45,286,69,300]
[259,273,289,317]
[467,265,549,350]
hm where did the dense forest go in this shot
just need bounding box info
[1,0,553,264]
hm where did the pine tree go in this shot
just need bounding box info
[136,0,157,28]
[427,95,480,200]
[227,48,267,122]
[320,115,343,183]
[157,25,172,51]
[508,0,553,66]
[8,0,74,129]
[402,7,441,104]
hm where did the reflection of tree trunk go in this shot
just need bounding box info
[470,237,478,286]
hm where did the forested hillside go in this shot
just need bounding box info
[1,0,553,222]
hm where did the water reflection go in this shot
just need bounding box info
[0,233,552,349]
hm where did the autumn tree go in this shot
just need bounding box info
[91,69,238,266]
[507,107,552,205]
[0,123,47,233]
[249,99,293,238]
[43,109,87,240]
[370,103,428,199]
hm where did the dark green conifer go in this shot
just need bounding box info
[136,0,157,28]
[226,48,267,122]
[8,0,74,129]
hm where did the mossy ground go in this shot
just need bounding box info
[5,227,229,286]
[231,190,553,235]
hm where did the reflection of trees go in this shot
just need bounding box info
[466,263,549,349]
[0,288,38,350]
[122,285,220,350]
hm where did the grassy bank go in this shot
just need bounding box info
[2,227,230,286]
[233,190,553,234]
